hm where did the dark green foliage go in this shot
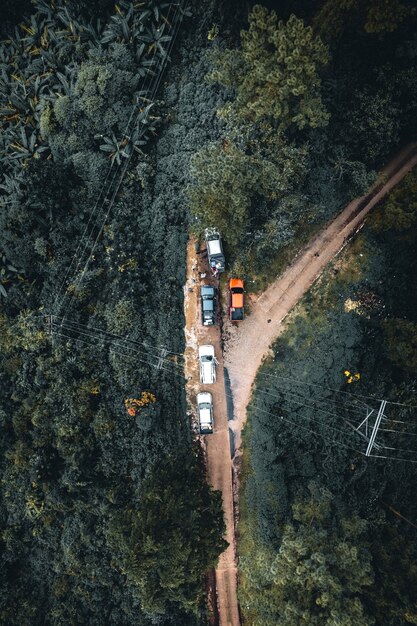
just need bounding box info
[383,319,417,373]
[208,6,330,130]
[241,485,374,626]
[239,173,417,624]
[188,1,417,283]
[187,8,322,256]
[313,0,415,40]
[108,451,226,615]
[0,1,227,624]
[370,169,417,232]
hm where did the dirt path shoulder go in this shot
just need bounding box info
[183,239,240,626]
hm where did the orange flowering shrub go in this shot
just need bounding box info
[124,392,156,416]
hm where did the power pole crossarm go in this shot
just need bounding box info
[157,347,168,370]
[366,400,387,456]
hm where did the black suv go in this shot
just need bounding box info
[200,285,216,326]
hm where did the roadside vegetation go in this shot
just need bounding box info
[238,169,417,625]
[188,1,417,284]
[1,0,417,623]
[0,1,227,624]
[188,3,417,623]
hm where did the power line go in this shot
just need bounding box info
[255,383,368,422]
[246,399,366,458]
[254,388,370,443]
[379,427,417,437]
[50,321,184,375]
[50,323,417,462]
[243,367,417,410]
[52,328,186,379]
[52,1,181,308]
[367,453,417,465]
[227,363,371,417]
[52,1,185,318]
[51,315,184,358]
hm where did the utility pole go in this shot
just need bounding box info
[156,347,168,370]
[366,400,387,456]
[44,315,53,336]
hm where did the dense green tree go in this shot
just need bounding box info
[383,319,417,373]
[344,89,401,164]
[107,451,226,615]
[240,485,374,626]
[313,0,414,40]
[188,131,307,245]
[0,2,226,625]
[370,169,417,232]
[208,6,330,130]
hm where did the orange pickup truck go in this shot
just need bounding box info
[229,278,244,322]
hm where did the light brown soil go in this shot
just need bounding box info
[183,238,240,626]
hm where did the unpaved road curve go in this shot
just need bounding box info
[184,143,417,626]
[225,143,417,458]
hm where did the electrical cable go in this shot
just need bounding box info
[253,387,370,441]
[244,398,366,457]
[53,1,184,317]
[55,312,186,358]
[50,321,184,375]
[52,315,184,358]
[226,363,370,415]
[57,7,179,318]
[231,366,417,410]
[52,327,185,379]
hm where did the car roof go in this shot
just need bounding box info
[199,344,215,357]
[207,239,222,255]
[229,278,244,289]
[199,408,212,424]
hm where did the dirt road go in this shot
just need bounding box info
[184,143,417,626]
[183,239,240,626]
[225,143,417,457]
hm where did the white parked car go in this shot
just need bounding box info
[198,344,217,385]
[197,392,214,434]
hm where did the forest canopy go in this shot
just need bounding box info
[0,1,226,624]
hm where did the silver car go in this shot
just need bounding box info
[197,392,214,434]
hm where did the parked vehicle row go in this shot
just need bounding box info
[196,228,244,435]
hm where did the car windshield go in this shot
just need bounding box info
[201,355,213,362]
[199,403,211,410]
[232,287,244,293]
[232,308,244,320]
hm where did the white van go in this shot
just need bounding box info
[197,392,214,434]
[198,345,217,384]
